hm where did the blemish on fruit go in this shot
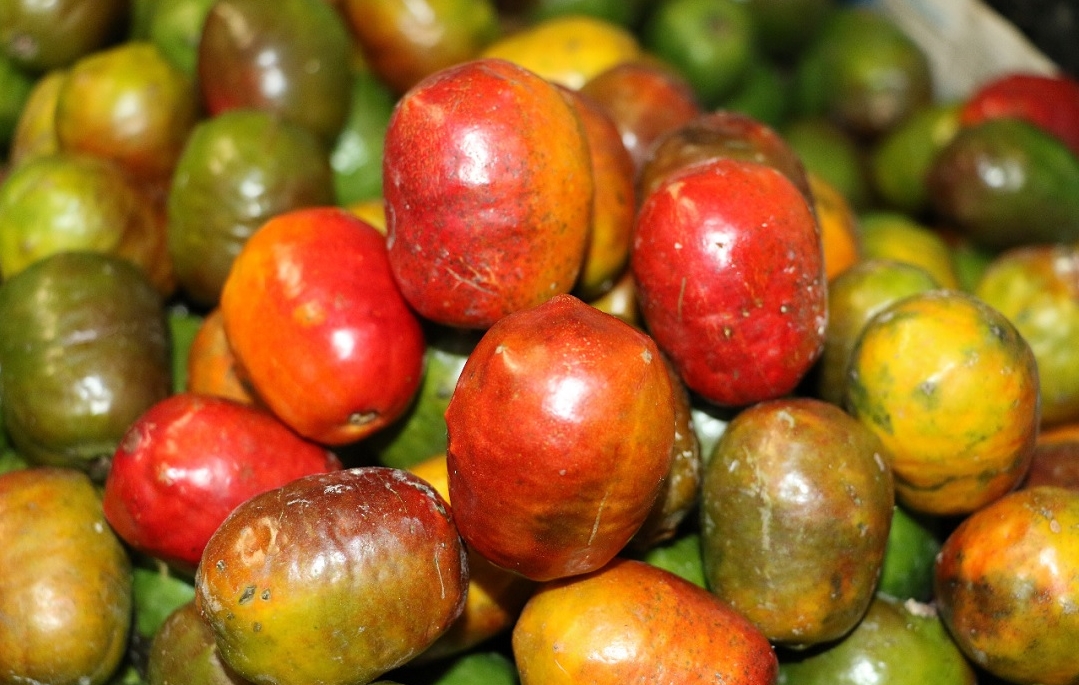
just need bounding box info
[349,410,379,426]
[261,589,271,600]
[216,560,226,572]
[238,585,256,605]
[253,622,261,633]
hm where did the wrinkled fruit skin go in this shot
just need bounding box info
[512,558,779,685]
[632,157,826,407]
[446,294,675,581]
[196,467,468,685]
[220,207,425,445]
[935,486,1079,685]
[102,393,341,573]
[384,57,593,329]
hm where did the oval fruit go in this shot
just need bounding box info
[384,57,593,329]
[445,294,675,581]
[0,467,132,685]
[700,397,894,646]
[196,467,468,685]
[147,600,249,685]
[959,71,1079,157]
[632,156,826,408]
[102,393,342,574]
[220,207,426,445]
[846,289,1040,515]
[935,486,1079,685]
[185,308,258,405]
[512,558,778,684]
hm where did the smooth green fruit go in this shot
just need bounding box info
[784,116,871,210]
[0,53,33,148]
[877,505,942,601]
[331,70,397,207]
[147,601,251,685]
[132,562,197,642]
[637,531,707,588]
[721,56,789,129]
[870,100,962,216]
[148,0,217,76]
[740,0,835,60]
[777,594,976,684]
[858,211,960,290]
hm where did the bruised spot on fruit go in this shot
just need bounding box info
[349,410,379,426]
[238,585,255,605]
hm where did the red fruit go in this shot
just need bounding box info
[631,157,826,407]
[960,72,1079,158]
[220,207,426,445]
[102,393,340,573]
[446,294,675,582]
[383,57,593,329]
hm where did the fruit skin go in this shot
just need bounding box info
[147,600,250,685]
[0,0,128,73]
[857,211,960,290]
[700,397,894,646]
[846,289,1040,515]
[935,486,1079,685]
[196,467,468,685]
[102,393,342,574]
[0,252,171,477]
[167,109,334,306]
[221,207,425,446]
[0,467,132,685]
[975,243,1079,426]
[959,72,1079,158]
[385,57,593,330]
[197,0,353,142]
[776,595,976,685]
[928,117,1079,250]
[512,558,779,684]
[632,157,826,408]
[445,294,675,581]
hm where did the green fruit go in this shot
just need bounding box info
[148,0,217,76]
[793,7,933,138]
[877,505,942,601]
[637,531,707,589]
[147,601,251,685]
[0,252,171,477]
[721,56,790,129]
[777,594,976,684]
[817,259,939,406]
[331,70,398,207]
[0,467,133,685]
[870,100,962,215]
[166,109,334,306]
[783,116,871,210]
[642,0,755,108]
[858,211,960,290]
[525,0,648,27]
[0,0,129,72]
[403,650,520,685]
[167,305,204,395]
[929,117,1079,250]
[0,52,33,149]
[132,562,197,642]
[740,0,836,60]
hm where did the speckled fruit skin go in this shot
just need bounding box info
[383,57,593,330]
[935,486,1079,685]
[846,289,1040,516]
[195,467,468,685]
[102,393,341,574]
[512,558,778,685]
[631,157,826,408]
[220,207,425,446]
[445,294,675,582]
[700,397,894,647]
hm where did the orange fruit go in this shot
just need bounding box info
[808,172,862,281]
[185,308,258,406]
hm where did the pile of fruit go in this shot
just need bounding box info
[1,0,1078,684]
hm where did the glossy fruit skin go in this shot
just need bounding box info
[445,294,675,581]
[1023,424,1079,490]
[0,252,171,477]
[935,486,1079,685]
[0,0,128,73]
[976,243,1079,427]
[9,67,66,166]
[344,0,500,95]
[147,601,249,685]
[846,290,1040,515]
[220,207,426,445]
[55,41,199,182]
[198,0,353,142]
[0,467,132,685]
[186,308,258,405]
[807,173,861,282]
[638,110,814,203]
[167,109,334,306]
[857,211,960,290]
[384,58,593,330]
[776,595,976,685]
[196,467,468,685]
[512,558,779,684]
[102,393,342,574]
[960,72,1079,158]
[632,157,826,408]
[579,60,702,173]
[700,397,894,646]
[928,118,1079,249]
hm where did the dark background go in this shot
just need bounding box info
[985,0,1079,77]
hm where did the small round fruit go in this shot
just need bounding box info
[935,486,1079,685]
[446,294,675,581]
[846,289,1040,515]
[512,558,778,684]
[196,467,468,685]
[220,207,426,445]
